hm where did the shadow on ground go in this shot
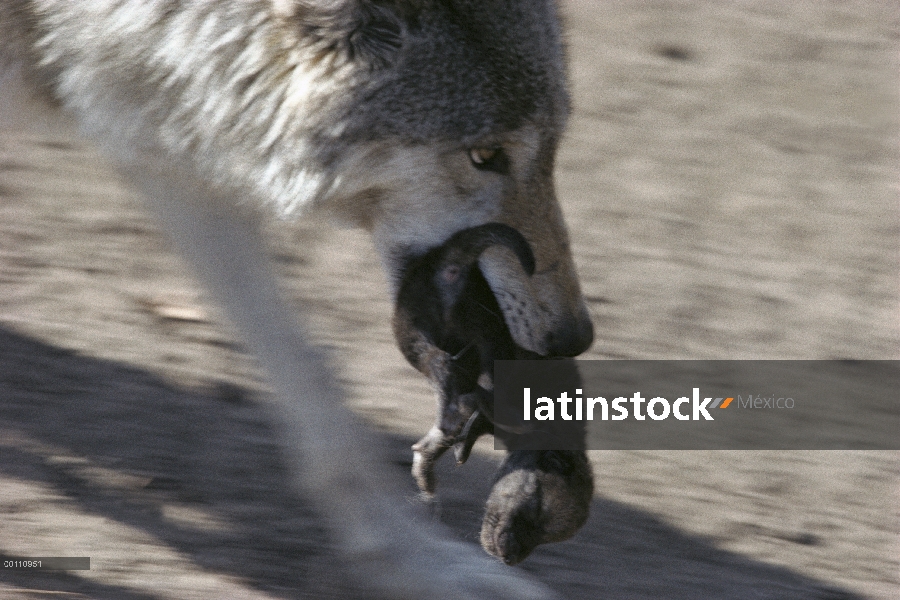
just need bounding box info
[0,327,864,600]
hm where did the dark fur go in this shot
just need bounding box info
[393,223,533,492]
[392,223,593,564]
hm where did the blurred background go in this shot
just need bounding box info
[1,1,897,598]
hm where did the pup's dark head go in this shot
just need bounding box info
[392,222,535,385]
[481,450,593,565]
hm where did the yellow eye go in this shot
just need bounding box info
[468,147,509,174]
[468,147,498,165]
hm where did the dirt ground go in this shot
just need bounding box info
[1,1,897,599]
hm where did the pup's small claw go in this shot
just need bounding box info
[454,409,494,465]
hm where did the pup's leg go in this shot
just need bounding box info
[411,425,452,496]
[412,386,495,494]
[121,162,557,600]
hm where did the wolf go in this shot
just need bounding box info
[1,1,593,598]
[392,223,594,565]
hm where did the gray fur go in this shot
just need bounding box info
[346,0,569,141]
[3,0,593,356]
[1,2,593,597]
[4,0,567,214]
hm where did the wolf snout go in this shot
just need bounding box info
[544,310,594,357]
[477,245,594,358]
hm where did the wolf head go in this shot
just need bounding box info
[307,0,593,357]
[21,0,592,356]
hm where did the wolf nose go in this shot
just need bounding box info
[545,313,593,357]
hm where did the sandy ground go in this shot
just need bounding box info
[1,1,898,599]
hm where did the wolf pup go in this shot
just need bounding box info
[393,222,593,564]
[394,223,535,489]
[1,1,593,598]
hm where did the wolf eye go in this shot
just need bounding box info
[468,147,509,174]
[469,147,497,165]
[441,264,462,284]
